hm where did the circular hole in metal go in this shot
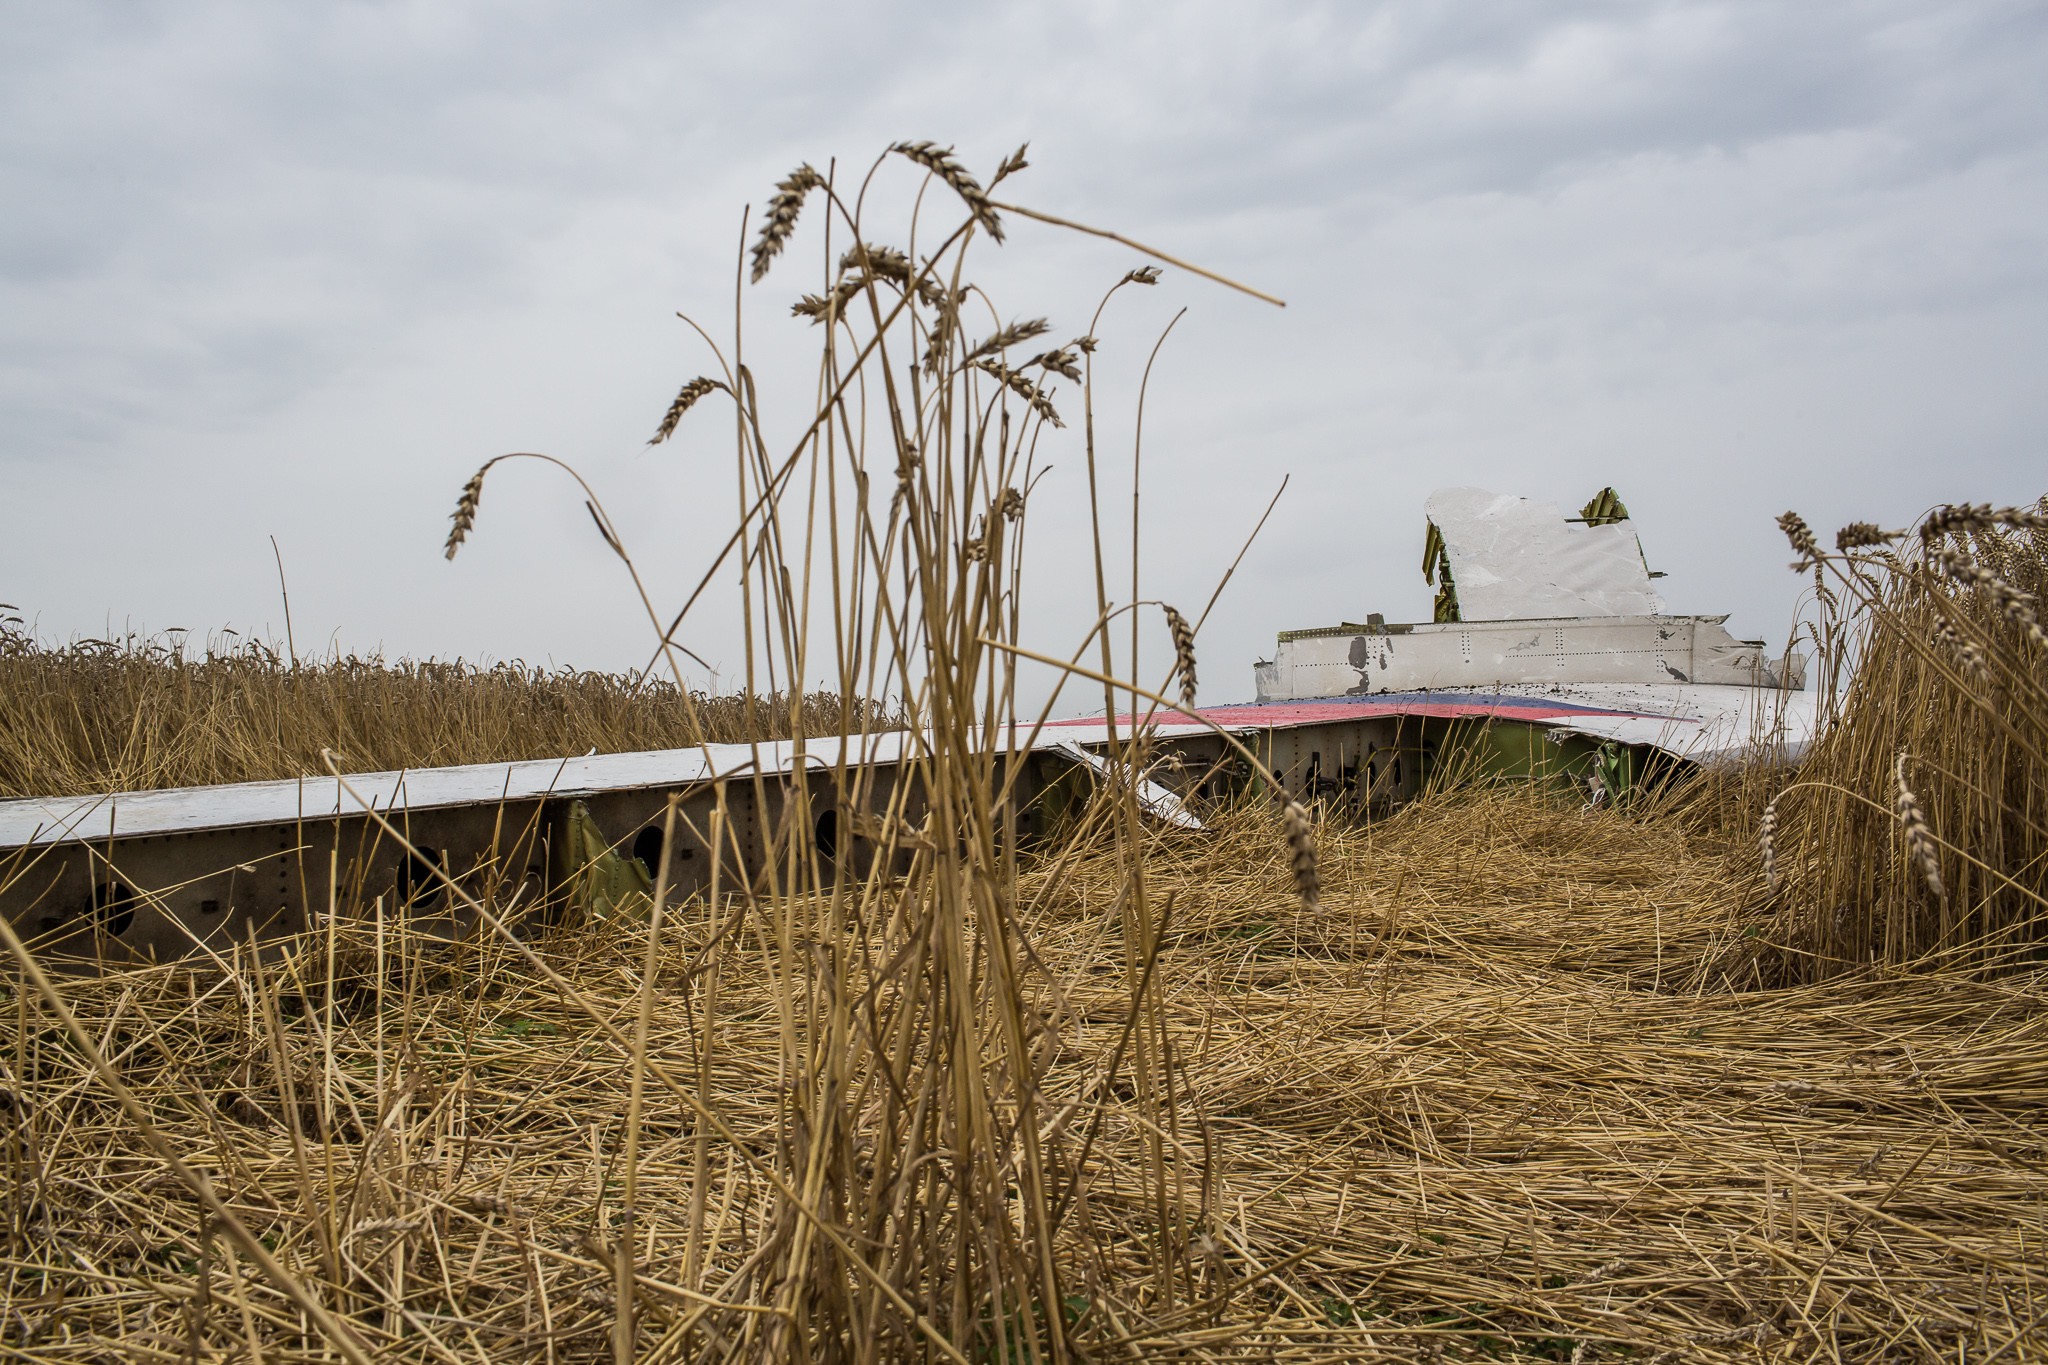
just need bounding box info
[95,881,136,938]
[396,849,441,905]
[632,825,665,879]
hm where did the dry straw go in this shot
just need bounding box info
[9,789,2043,1363]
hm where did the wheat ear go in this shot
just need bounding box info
[444,459,499,561]
[965,318,1051,363]
[1164,605,1197,709]
[1030,347,1082,382]
[838,243,946,309]
[1778,511,1821,572]
[1930,612,1989,678]
[1759,793,1780,893]
[649,378,728,445]
[988,142,1030,188]
[749,164,824,284]
[1281,798,1319,912]
[889,141,1003,241]
[1835,521,1901,551]
[1930,545,2045,647]
[967,360,1063,428]
[1993,502,2048,534]
[1919,503,1995,543]
[1893,752,1946,903]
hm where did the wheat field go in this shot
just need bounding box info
[0,624,898,801]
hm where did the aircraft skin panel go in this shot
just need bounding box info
[1425,486,1666,620]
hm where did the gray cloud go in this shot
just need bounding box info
[2,0,2043,712]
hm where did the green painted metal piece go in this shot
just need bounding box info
[1024,757,1096,840]
[1421,520,1461,623]
[1593,739,1635,805]
[1576,486,1663,577]
[564,799,653,922]
[1578,487,1632,526]
[1416,718,1630,803]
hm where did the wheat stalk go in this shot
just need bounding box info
[346,1216,426,1242]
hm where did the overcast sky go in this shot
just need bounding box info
[4,1,2044,712]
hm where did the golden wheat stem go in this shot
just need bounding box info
[319,756,977,1364]
[1756,779,2048,913]
[988,198,1286,306]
